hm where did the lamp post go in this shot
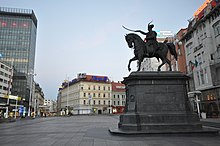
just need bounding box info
[28,71,36,117]
[67,78,69,115]
[14,96,18,119]
[188,91,202,118]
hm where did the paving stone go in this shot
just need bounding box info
[0,115,219,146]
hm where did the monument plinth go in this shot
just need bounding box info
[109,72,218,135]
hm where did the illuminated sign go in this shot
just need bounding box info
[194,0,211,17]
[91,76,108,82]
[156,30,173,38]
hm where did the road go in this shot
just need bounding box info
[0,115,220,146]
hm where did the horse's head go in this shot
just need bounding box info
[125,34,134,49]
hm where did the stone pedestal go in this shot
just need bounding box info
[109,71,218,135]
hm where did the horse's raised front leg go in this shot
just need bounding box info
[128,56,137,72]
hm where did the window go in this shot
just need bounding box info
[84,93,86,97]
[84,100,86,105]
[200,69,205,85]
[93,93,96,97]
[204,68,208,84]
[197,71,200,86]
[186,42,193,55]
[104,100,105,105]
[197,53,202,65]
[103,93,105,97]
[113,101,116,105]
[93,100,95,105]
[213,21,220,37]
[98,100,100,105]
[202,52,205,63]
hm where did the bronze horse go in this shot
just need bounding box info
[125,33,177,72]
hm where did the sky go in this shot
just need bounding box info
[1,0,206,100]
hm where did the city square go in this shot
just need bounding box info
[0,0,220,146]
[0,115,220,146]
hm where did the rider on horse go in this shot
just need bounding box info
[134,22,159,56]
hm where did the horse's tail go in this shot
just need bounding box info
[167,43,178,61]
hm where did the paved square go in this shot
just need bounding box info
[0,115,220,146]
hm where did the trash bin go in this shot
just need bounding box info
[201,112,206,119]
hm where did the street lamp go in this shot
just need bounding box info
[67,78,69,115]
[28,70,36,117]
[64,77,69,116]
[188,91,202,118]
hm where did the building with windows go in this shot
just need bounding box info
[0,61,13,115]
[43,99,56,116]
[182,0,220,118]
[171,28,188,74]
[111,82,126,114]
[34,83,44,117]
[0,7,38,115]
[58,73,113,115]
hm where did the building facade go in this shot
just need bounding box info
[58,73,127,115]
[0,61,13,116]
[34,83,44,117]
[62,74,112,115]
[173,28,188,74]
[183,0,220,117]
[111,82,126,114]
[0,7,38,116]
[43,99,56,116]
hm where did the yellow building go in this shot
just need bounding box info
[59,73,112,115]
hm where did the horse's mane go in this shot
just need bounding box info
[127,33,143,42]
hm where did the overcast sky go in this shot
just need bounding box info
[1,0,206,100]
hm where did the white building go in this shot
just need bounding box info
[0,61,13,105]
[0,62,13,97]
[183,1,220,117]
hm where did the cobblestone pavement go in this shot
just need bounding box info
[0,115,220,146]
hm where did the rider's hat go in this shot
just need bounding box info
[148,21,154,29]
[148,24,154,29]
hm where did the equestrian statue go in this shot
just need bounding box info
[123,22,177,72]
